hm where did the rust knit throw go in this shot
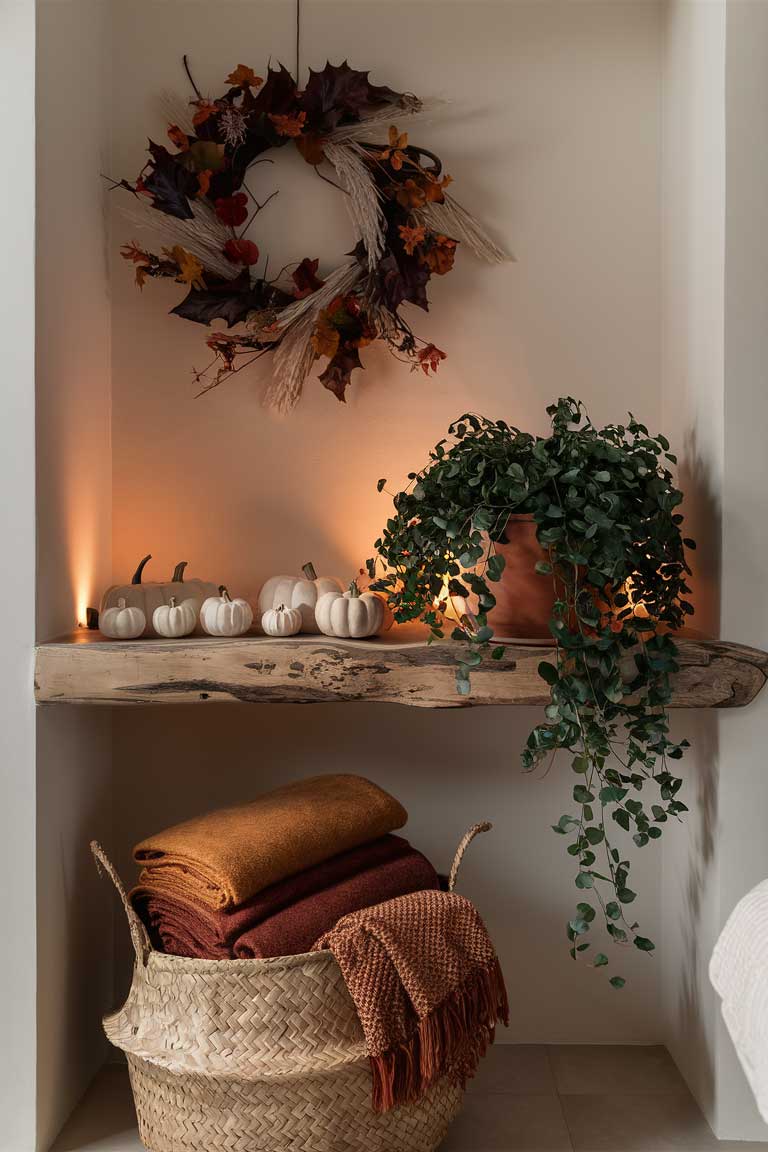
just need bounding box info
[133,774,407,910]
[313,889,509,1112]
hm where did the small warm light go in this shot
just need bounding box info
[623,577,650,620]
[434,574,468,625]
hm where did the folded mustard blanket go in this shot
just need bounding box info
[133,774,408,910]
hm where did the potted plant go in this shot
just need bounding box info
[368,398,695,986]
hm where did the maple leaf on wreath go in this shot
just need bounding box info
[226,64,263,90]
[398,223,426,256]
[269,111,307,138]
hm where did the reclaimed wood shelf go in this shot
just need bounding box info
[34,626,768,708]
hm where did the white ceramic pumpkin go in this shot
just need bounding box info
[257,562,343,634]
[261,604,302,637]
[200,586,253,637]
[100,557,220,636]
[152,596,198,638]
[99,598,146,640]
[315,581,385,639]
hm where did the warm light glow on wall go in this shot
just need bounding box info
[67,488,98,629]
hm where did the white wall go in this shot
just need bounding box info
[660,0,768,1141]
[659,0,725,1126]
[0,3,38,1149]
[714,0,768,1138]
[109,0,667,1041]
[35,1,114,1147]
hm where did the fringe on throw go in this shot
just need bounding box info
[370,957,509,1114]
[418,194,512,265]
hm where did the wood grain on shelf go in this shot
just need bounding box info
[34,628,768,708]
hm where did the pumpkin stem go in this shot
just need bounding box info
[132,554,152,584]
[277,603,285,612]
[219,585,232,602]
[169,596,177,609]
[302,561,317,581]
[172,561,188,583]
[348,579,361,598]
[117,597,127,610]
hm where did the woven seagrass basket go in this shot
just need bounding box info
[91,823,490,1152]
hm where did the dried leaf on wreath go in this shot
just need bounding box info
[398,223,426,256]
[143,142,197,220]
[318,344,363,401]
[167,124,190,152]
[196,169,212,198]
[295,132,327,166]
[250,64,300,118]
[192,100,219,128]
[164,245,206,290]
[380,125,409,171]
[169,268,269,324]
[292,257,325,299]
[424,174,453,203]
[121,242,150,265]
[301,62,402,131]
[424,234,457,275]
[416,343,446,375]
[378,250,431,312]
[311,312,341,360]
[226,64,263,90]
[269,111,307,138]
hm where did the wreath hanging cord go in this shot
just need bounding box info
[114,47,511,412]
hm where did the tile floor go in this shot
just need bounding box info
[52,1047,768,1152]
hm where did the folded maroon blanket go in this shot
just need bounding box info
[131,835,422,959]
[234,848,440,959]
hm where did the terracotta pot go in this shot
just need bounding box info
[488,516,555,640]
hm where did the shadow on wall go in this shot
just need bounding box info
[676,711,719,1117]
[36,708,114,1152]
[667,422,722,1115]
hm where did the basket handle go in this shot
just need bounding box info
[91,840,152,965]
[448,821,492,892]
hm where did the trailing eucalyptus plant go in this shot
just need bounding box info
[368,398,695,985]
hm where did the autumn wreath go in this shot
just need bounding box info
[116,61,508,411]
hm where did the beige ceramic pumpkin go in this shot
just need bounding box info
[152,596,198,638]
[315,581,385,639]
[200,586,253,637]
[261,604,302,637]
[99,598,146,640]
[258,562,343,634]
[100,556,219,637]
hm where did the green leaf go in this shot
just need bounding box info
[376,478,387,492]
[609,976,626,989]
[606,901,621,920]
[585,826,604,845]
[594,953,609,967]
[575,871,594,889]
[617,887,636,904]
[538,661,559,685]
[634,935,655,952]
[486,553,506,582]
[576,902,596,923]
